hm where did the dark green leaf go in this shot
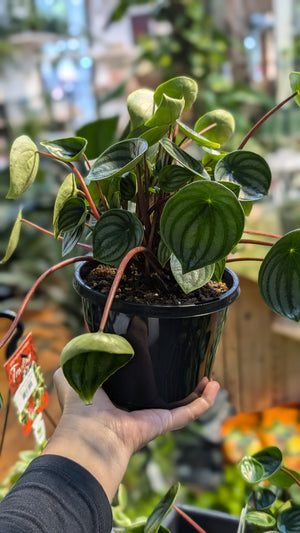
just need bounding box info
[158,165,195,192]
[154,76,198,110]
[62,224,85,256]
[176,120,220,149]
[145,483,180,533]
[1,210,23,263]
[277,504,300,532]
[120,172,136,201]
[215,151,272,201]
[87,138,148,182]
[240,200,253,216]
[40,136,87,162]
[170,255,214,294]
[240,447,283,483]
[92,209,144,266]
[60,332,134,404]
[0,392,3,409]
[157,239,171,267]
[258,230,300,321]
[194,109,235,145]
[57,197,86,235]
[212,259,226,281]
[159,138,210,179]
[76,117,119,159]
[160,181,245,273]
[53,173,79,237]
[248,488,276,510]
[289,71,300,106]
[245,511,276,528]
[8,135,39,198]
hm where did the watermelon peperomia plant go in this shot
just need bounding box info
[1,73,300,404]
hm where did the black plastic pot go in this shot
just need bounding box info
[164,505,247,533]
[73,262,240,410]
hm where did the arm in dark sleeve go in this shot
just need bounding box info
[0,454,112,533]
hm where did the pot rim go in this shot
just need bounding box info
[73,261,240,318]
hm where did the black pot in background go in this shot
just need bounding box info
[164,505,247,533]
[73,263,240,410]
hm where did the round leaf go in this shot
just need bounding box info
[158,165,195,192]
[145,94,184,128]
[242,447,283,483]
[258,230,300,321]
[8,135,39,198]
[177,120,220,149]
[239,456,265,484]
[248,488,276,510]
[159,138,210,179]
[87,138,148,182]
[170,255,214,294]
[160,181,245,273]
[92,209,144,266]
[245,511,276,528]
[40,136,87,161]
[145,483,180,533]
[154,76,198,110]
[1,209,22,263]
[289,71,300,106]
[215,150,272,201]
[278,505,300,533]
[194,109,235,145]
[60,332,134,404]
[120,172,136,201]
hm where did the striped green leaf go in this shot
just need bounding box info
[92,209,144,266]
[244,511,276,529]
[158,165,195,192]
[159,138,210,179]
[87,138,148,182]
[277,505,300,532]
[8,136,39,198]
[40,136,87,162]
[53,173,78,238]
[170,255,214,294]
[215,150,271,201]
[57,197,86,235]
[62,224,85,256]
[120,172,136,201]
[160,181,245,274]
[60,332,134,404]
[145,483,180,533]
[258,230,300,321]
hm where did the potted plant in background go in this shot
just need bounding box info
[1,73,300,410]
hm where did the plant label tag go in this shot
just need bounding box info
[4,332,49,441]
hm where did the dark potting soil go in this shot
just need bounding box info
[81,261,229,306]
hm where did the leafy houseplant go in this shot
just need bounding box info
[1,74,300,408]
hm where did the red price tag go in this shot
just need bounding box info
[4,332,49,441]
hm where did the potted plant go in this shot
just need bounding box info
[1,74,300,409]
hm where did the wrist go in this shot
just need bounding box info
[41,413,130,501]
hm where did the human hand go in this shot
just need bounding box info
[42,369,220,501]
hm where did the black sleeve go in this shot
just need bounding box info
[0,454,113,533]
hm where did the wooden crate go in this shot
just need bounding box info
[213,276,300,412]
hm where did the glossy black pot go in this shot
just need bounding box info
[73,262,240,410]
[164,505,248,533]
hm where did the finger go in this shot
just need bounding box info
[167,380,220,431]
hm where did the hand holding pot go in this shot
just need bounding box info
[42,369,220,501]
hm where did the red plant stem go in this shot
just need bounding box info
[227,257,264,262]
[83,153,91,169]
[37,151,100,220]
[280,466,300,488]
[239,238,274,247]
[238,92,297,149]
[173,506,207,533]
[95,181,109,211]
[99,246,147,332]
[0,255,93,350]
[21,218,92,250]
[243,229,281,239]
